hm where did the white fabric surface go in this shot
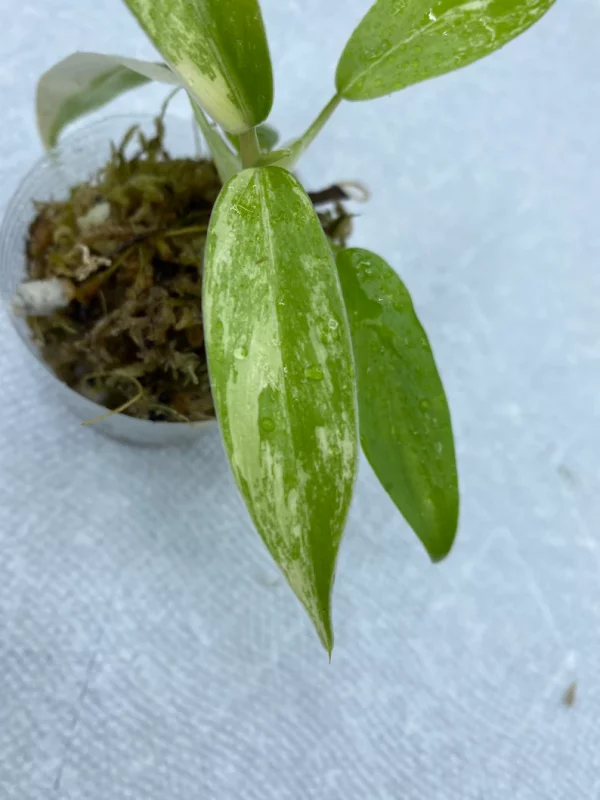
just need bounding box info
[1,1,599,798]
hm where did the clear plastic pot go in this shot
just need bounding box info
[0,115,217,446]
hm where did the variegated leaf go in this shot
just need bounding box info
[336,0,555,101]
[37,51,179,149]
[123,0,273,134]
[204,166,359,653]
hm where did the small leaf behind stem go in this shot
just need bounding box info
[227,123,280,154]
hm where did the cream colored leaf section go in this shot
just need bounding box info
[123,0,273,133]
[37,51,179,149]
[203,167,358,653]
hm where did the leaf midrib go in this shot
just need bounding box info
[255,171,320,597]
[341,0,493,94]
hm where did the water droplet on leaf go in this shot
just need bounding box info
[261,417,275,432]
[234,346,248,360]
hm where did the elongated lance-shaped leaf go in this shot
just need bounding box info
[336,0,555,101]
[123,0,273,134]
[204,167,359,653]
[191,99,241,183]
[37,52,180,149]
[337,248,458,561]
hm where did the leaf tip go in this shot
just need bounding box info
[421,502,459,564]
[320,625,335,661]
[308,605,335,658]
[427,541,452,564]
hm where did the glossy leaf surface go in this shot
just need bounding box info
[336,0,555,100]
[204,167,359,652]
[337,247,458,560]
[123,0,273,133]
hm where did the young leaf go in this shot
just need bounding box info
[227,123,280,154]
[336,248,458,561]
[37,52,179,149]
[204,167,359,653]
[123,0,274,133]
[191,100,241,183]
[336,0,555,100]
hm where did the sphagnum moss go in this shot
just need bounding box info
[24,113,353,422]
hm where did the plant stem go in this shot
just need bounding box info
[190,98,241,182]
[289,93,343,164]
[239,128,261,168]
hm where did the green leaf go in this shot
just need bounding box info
[336,0,555,100]
[123,0,274,133]
[37,51,179,149]
[191,99,241,183]
[204,166,359,653]
[227,123,280,154]
[336,248,458,561]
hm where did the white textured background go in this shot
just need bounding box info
[1,1,599,798]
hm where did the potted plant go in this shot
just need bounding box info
[8,0,554,653]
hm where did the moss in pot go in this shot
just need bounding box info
[19,107,354,425]
[15,0,554,653]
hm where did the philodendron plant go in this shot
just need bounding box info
[36,0,554,653]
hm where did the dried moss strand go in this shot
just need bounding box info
[80,371,144,426]
[147,403,193,424]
